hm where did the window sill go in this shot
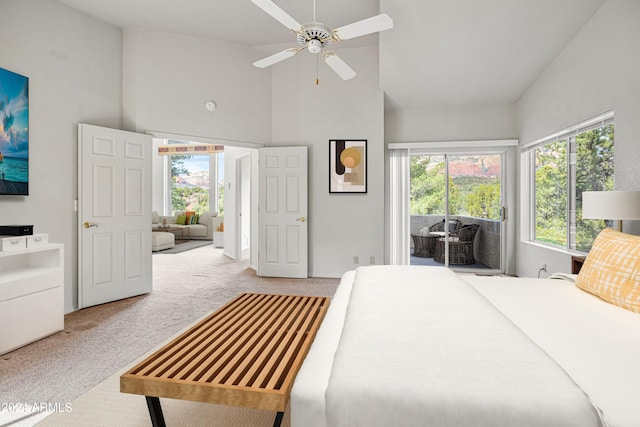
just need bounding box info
[520,240,587,257]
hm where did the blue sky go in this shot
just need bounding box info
[0,68,29,158]
[183,154,224,182]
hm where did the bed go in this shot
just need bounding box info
[291,229,640,427]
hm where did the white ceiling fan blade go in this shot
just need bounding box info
[253,48,301,68]
[324,52,356,80]
[332,13,393,41]
[251,0,303,32]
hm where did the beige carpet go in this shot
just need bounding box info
[36,334,292,427]
[153,239,211,254]
[0,245,338,427]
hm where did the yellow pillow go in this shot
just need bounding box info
[575,228,640,314]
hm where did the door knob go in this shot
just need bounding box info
[296,217,306,223]
[83,221,98,229]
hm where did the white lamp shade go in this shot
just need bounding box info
[582,191,640,220]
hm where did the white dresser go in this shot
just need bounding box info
[0,243,64,355]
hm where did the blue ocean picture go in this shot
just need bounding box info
[0,67,29,195]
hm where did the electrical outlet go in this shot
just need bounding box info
[353,256,359,264]
[370,256,376,264]
[537,263,548,278]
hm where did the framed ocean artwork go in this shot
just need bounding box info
[0,67,29,196]
[329,139,367,193]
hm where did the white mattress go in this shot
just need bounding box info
[465,274,640,427]
[290,270,355,427]
[325,266,604,427]
[291,267,640,427]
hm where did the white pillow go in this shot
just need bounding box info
[152,211,160,224]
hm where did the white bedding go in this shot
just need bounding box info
[466,274,640,427]
[324,266,605,427]
[291,266,640,427]
[290,270,355,427]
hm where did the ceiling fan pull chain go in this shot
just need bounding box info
[316,53,320,86]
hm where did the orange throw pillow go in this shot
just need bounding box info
[575,228,640,314]
[185,211,196,225]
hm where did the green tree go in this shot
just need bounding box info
[535,140,568,246]
[171,155,192,180]
[193,188,209,214]
[575,125,614,251]
[171,187,188,213]
[464,182,501,219]
[534,125,614,250]
[218,183,225,215]
[170,154,211,215]
[576,125,614,193]
[410,156,461,215]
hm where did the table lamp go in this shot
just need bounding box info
[582,190,640,231]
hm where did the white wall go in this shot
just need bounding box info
[123,28,271,266]
[385,103,517,143]
[123,28,270,270]
[151,139,168,214]
[516,0,640,277]
[271,46,385,277]
[383,102,518,269]
[0,0,122,313]
[123,28,272,144]
[124,30,384,278]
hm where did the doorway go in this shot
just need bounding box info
[409,153,503,271]
[389,140,517,274]
[150,133,262,267]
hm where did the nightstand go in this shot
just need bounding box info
[571,255,586,274]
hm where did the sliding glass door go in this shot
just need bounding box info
[409,151,504,272]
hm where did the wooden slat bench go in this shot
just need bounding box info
[120,293,330,427]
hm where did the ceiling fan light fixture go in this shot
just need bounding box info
[297,22,332,48]
[251,1,393,82]
[307,39,322,53]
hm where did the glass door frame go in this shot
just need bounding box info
[406,144,515,274]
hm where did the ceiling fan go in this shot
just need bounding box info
[251,0,393,82]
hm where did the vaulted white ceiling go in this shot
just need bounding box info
[58,0,606,109]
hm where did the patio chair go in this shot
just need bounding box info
[433,223,480,265]
[423,218,462,234]
[412,219,463,257]
[417,219,462,257]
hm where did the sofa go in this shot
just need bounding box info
[152,211,223,241]
[151,231,175,251]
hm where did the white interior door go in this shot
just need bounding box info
[258,147,308,278]
[78,124,152,308]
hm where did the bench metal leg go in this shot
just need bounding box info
[273,411,284,427]
[145,396,166,427]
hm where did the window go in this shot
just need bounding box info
[410,154,502,220]
[165,141,224,216]
[170,154,210,215]
[525,113,614,252]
